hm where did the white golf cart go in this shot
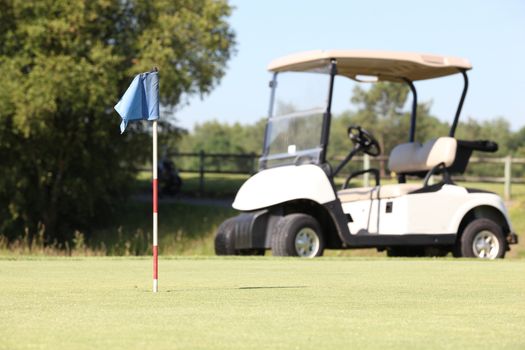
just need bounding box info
[214,50,518,259]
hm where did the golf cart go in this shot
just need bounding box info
[214,50,518,259]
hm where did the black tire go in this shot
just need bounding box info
[214,218,237,255]
[456,218,506,259]
[271,214,325,257]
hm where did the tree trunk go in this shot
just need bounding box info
[43,159,64,244]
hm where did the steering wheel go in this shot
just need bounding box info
[347,125,381,156]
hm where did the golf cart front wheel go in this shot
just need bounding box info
[457,218,506,259]
[271,214,325,258]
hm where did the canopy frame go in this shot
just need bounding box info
[263,50,471,172]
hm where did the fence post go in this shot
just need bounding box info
[504,155,512,201]
[363,154,370,187]
[251,152,258,174]
[199,150,205,196]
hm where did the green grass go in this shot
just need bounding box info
[89,202,236,255]
[508,203,525,258]
[1,257,524,350]
[0,202,236,257]
[180,173,248,198]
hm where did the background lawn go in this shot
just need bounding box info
[1,257,524,350]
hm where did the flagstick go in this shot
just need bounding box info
[152,120,159,293]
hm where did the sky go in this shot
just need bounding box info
[175,0,525,132]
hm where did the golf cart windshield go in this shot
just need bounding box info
[261,109,325,168]
[259,71,330,169]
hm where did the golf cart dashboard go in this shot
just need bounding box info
[259,147,323,170]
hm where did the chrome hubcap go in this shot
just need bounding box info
[295,228,319,258]
[472,230,500,259]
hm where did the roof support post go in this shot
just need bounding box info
[449,70,469,137]
[320,60,337,163]
[267,72,278,119]
[403,78,418,143]
[260,73,278,169]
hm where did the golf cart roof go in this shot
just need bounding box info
[268,50,472,82]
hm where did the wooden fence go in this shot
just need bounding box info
[356,154,525,200]
[169,151,525,200]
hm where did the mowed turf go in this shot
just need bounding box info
[1,257,524,350]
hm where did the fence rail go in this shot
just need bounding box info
[168,151,525,200]
[173,151,259,175]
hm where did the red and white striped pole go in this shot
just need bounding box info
[152,120,159,293]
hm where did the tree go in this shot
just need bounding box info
[179,119,265,172]
[0,0,236,244]
[456,117,513,155]
[349,82,411,176]
[509,126,525,161]
[326,82,451,176]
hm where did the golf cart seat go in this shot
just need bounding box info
[388,137,457,176]
[389,137,498,177]
[338,137,456,203]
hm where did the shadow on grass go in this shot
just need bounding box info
[163,286,308,293]
[238,286,307,290]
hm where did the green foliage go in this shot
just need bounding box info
[456,117,513,155]
[345,82,450,156]
[509,126,525,155]
[0,0,235,244]
[181,119,265,154]
[328,82,525,178]
[349,82,409,153]
[177,93,522,180]
[178,119,265,172]
[328,83,449,176]
[179,82,522,180]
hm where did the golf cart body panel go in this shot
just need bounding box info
[341,185,511,236]
[233,164,336,211]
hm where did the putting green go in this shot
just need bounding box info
[1,257,524,349]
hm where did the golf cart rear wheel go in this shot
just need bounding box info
[214,218,237,255]
[271,214,325,258]
[457,218,506,259]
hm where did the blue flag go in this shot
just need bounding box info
[114,71,159,133]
